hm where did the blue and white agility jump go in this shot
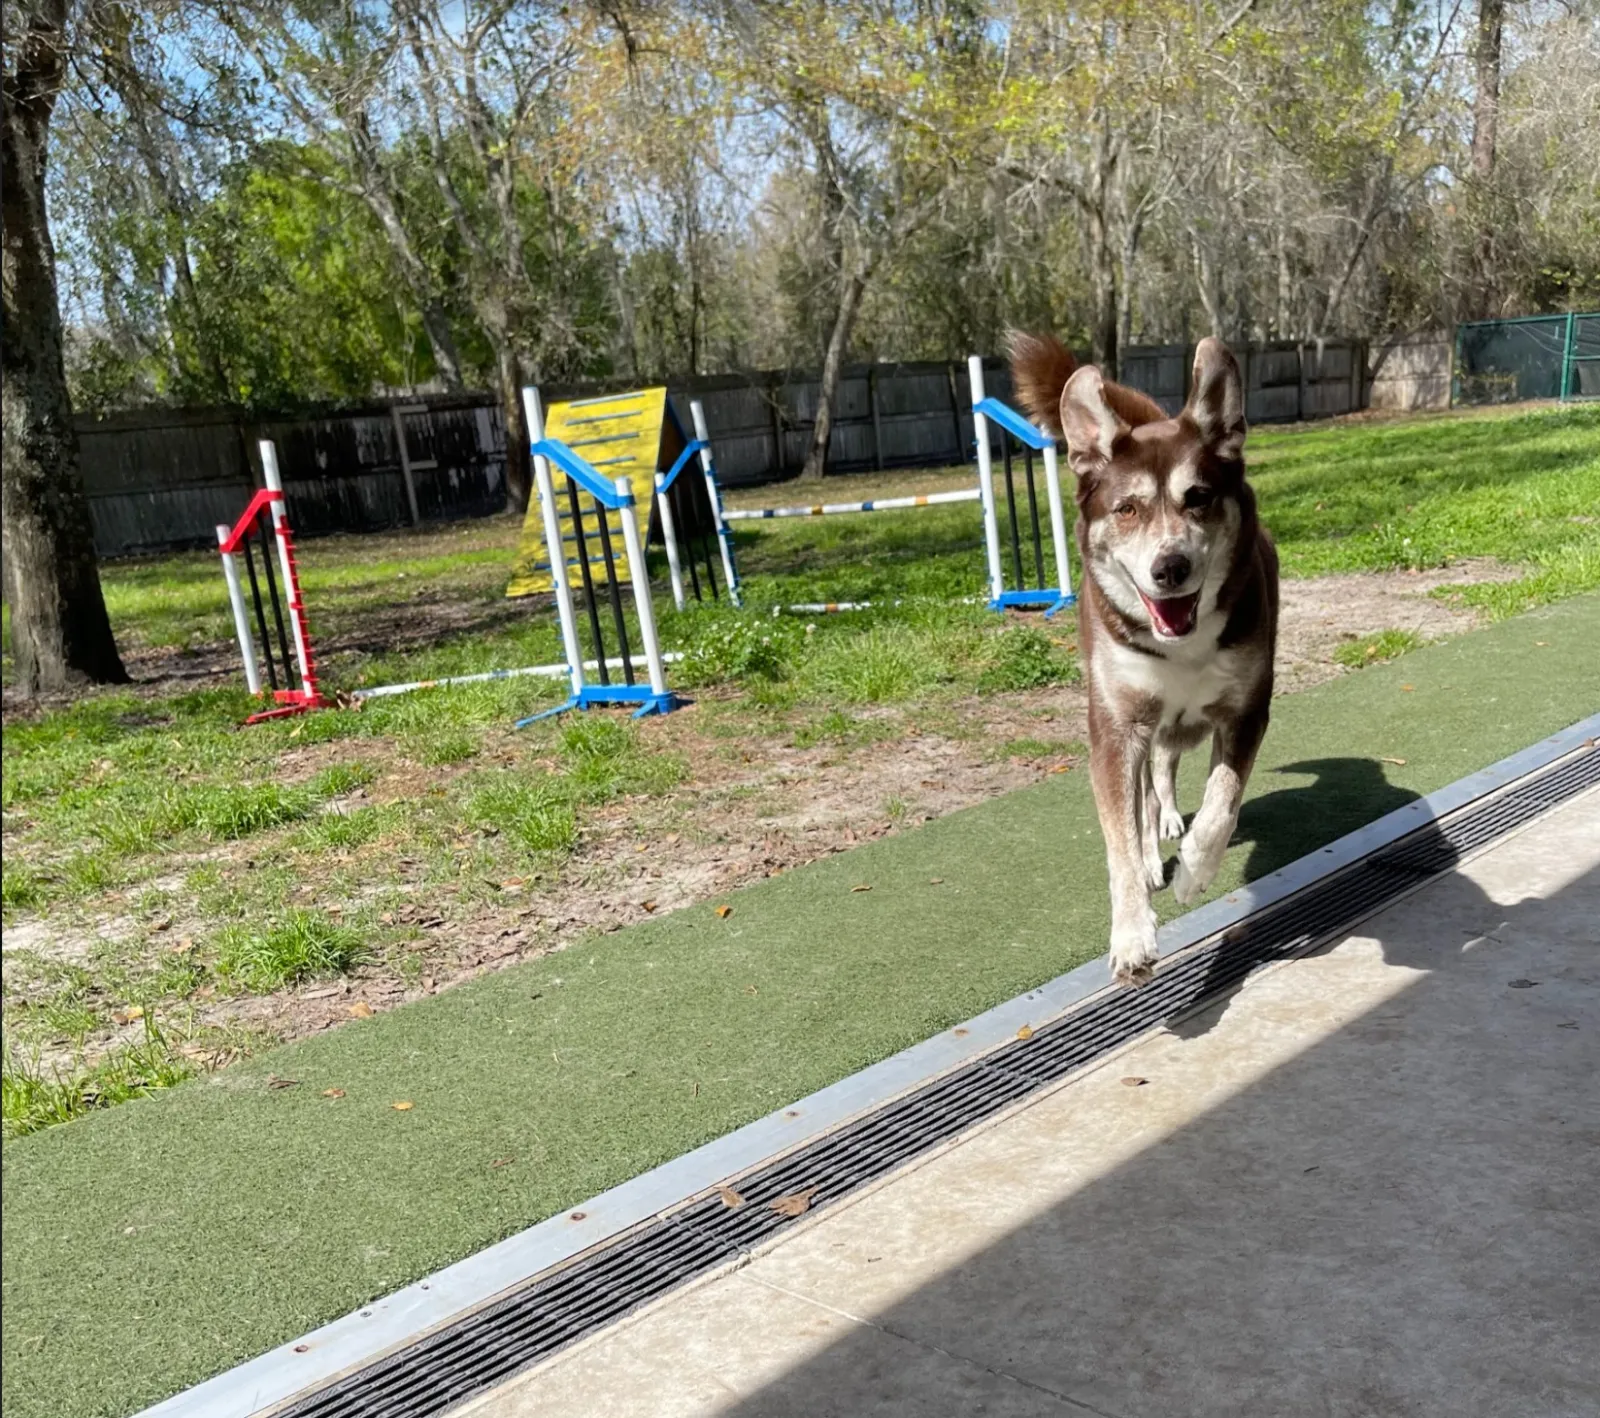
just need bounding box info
[719,354,1074,616]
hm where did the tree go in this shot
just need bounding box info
[3,0,128,694]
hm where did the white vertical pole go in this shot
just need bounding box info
[967,356,1005,605]
[523,387,585,699]
[654,472,687,611]
[617,478,669,697]
[1042,444,1073,602]
[217,525,261,696]
[690,399,741,606]
[258,440,312,689]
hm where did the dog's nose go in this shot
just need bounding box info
[1150,552,1192,590]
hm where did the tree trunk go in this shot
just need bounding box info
[3,2,128,694]
[498,345,531,514]
[1470,0,1505,317]
[800,265,869,483]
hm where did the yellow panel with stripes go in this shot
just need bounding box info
[506,387,666,599]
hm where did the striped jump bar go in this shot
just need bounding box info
[722,487,981,521]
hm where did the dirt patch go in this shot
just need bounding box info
[1274,559,1518,692]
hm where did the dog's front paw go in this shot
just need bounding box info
[1108,907,1159,987]
[1159,806,1185,841]
[1173,834,1222,905]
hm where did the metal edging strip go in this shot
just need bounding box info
[137,711,1600,1418]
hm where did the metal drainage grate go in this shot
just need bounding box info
[278,745,1599,1418]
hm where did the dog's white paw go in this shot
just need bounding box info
[1173,835,1222,905]
[1108,908,1159,987]
[1159,806,1185,841]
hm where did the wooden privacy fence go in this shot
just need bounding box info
[79,339,1386,556]
[77,395,507,558]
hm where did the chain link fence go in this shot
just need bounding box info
[1452,312,1600,405]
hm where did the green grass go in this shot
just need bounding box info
[4,594,1596,1418]
[214,910,367,993]
[1332,628,1427,669]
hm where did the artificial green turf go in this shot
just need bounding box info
[5,595,1599,1418]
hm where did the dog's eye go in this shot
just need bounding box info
[1183,487,1214,511]
[1114,501,1137,520]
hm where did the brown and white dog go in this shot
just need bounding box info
[1009,332,1279,986]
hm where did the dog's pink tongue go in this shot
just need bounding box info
[1145,592,1199,637]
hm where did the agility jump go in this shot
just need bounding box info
[216,440,325,724]
[716,355,1074,615]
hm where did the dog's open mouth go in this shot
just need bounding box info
[1138,590,1201,639]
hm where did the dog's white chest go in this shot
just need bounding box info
[1099,628,1240,728]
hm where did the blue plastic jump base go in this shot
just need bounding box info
[515,683,685,727]
[989,588,1077,618]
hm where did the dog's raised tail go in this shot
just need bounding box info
[1004,330,1077,437]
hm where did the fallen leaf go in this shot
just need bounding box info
[293,1344,310,1354]
[1507,978,1538,989]
[321,1088,345,1099]
[392,1100,414,1111]
[641,900,658,913]
[1400,684,1415,692]
[929,878,944,885]
[717,1184,745,1209]
[347,1001,374,1019]
[1535,640,1548,646]
[850,884,872,893]
[1016,1024,1034,1041]
[769,1186,820,1218]
[1380,756,1407,766]
[569,1211,586,1221]
[1047,763,1071,775]
[744,984,759,995]
[952,1027,969,1037]
[151,916,173,932]
[491,1157,514,1168]
[715,904,733,919]
[266,1075,299,1090]
[115,1005,145,1024]
[1120,1076,1148,1088]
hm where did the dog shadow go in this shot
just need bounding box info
[1170,756,1481,1038]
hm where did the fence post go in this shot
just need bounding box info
[523,387,585,700]
[1561,312,1577,402]
[868,365,884,471]
[768,374,785,478]
[967,355,1006,607]
[390,404,423,525]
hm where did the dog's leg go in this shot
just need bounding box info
[1151,733,1184,840]
[1173,707,1268,906]
[1089,716,1159,985]
[1139,760,1165,891]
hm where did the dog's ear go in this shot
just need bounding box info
[1185,338,1246,462]
[1060,365,1129,477]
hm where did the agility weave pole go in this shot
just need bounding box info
[217,441,325,724]
[517,386,683,723]
[968,355,1075,615]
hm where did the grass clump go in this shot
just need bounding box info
[309,762,378,797]
[171,783,315,841]
[215,909,366,993]
[799,625,943,703]
[468,777,578,854]
[411,731,479,766]
[1332,628,1426,669]
[977,627,1077,693]
[558,719,686,802]
[679,614,795,686]
[297,807,385,852]
[2,861,43,915]
[2,1017,192,1140]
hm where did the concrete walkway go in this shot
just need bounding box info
[461,788,1600,1418]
